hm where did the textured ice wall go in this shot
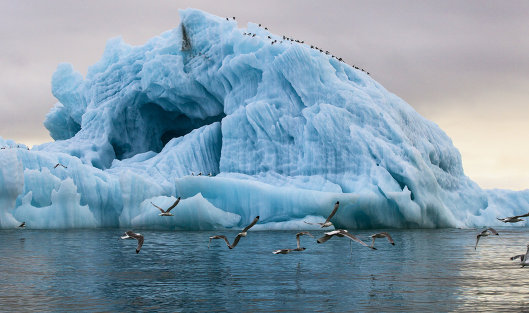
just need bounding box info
[1,9,527,229]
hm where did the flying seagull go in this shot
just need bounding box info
[370,232,395,249]
[317,229,376,250]
[273,232,314,254]
[151,197,181,216]
[121,231,144,254]
[304,201,339,228]
[510,244,529,267]
[18,222,25,228]
[209,216,260,249]
[54,163,67,169]
[497,212,529,223]
[475,227,499,250]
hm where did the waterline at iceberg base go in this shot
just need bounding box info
[1,8,527,230]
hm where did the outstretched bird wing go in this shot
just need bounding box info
[487,228,499,235]
[474,234,482,250]
[296,232,313,249]
[381,232,395,245]
[165,197,181,213]
[230,234,244,249]
[511,254,524,261]
[121,231,144,253]
[513,212,529,218]
[126,231,141,239]
[316,233,333,244]
[317,230,341,244]
[150,202,165,213]
[324,202,340,224]
[296,234,301,249]
[136,235,144,254]
[370,237,376,249]
[209,235,232,248]
[273,249,292,254]
[339,230,375,249]
[523,246,529,262]
[242,216,260,233]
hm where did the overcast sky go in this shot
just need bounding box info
[1,0,528,190]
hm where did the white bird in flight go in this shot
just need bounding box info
[510,244,529,267]
[273,232,314,254]
[151,197,181,216]
[497,212,529,223]
[304,201,340,228]
[317,229,376,250]
[369,232,395,249]
[209,216,260,249]
[474,227,499,250]
[121,231,144,254]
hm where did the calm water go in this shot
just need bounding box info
[1,227,529,312]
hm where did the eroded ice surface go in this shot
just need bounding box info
[1,9,527,229]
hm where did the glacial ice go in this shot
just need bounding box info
[1,9,527,230]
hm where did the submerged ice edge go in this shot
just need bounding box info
[1,8,529,229]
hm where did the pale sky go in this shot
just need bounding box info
[1,1,528,190]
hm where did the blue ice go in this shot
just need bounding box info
[1,9,528,229]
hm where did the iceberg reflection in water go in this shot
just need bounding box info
[1,228,528,311]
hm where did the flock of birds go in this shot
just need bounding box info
[474,212,529,267]
[15,196,529,266]
[14,162,529,266]
[118,200,395,255]
[1,145,29,150]
[225,16,370,75]
[190,172,213,176]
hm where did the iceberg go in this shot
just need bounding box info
[1,9,527,229]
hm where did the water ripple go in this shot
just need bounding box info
[1,228,529,311]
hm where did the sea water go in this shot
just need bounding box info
[1,228,529,312]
